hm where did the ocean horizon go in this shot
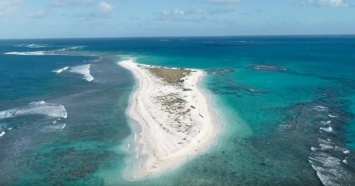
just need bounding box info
[1,36,355,185]
[2,34,355,40]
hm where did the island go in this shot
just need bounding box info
[119,59,219,180]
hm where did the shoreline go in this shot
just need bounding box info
[119,59,220,181]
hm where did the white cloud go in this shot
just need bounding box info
[0,0,22,16]
[207,0,243,4]
[52,0,94,7]
[98,2,114,14]
[191,7,235,15]
[162,8,185,16]
[162,6,235,17]
[305,0,349,7]
[205,6,235,14]
[28,10,48,19]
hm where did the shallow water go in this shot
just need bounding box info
[0,36,354,185]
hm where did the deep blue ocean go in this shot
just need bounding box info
[0,36,355,185]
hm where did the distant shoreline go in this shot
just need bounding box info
[119,59,219,180]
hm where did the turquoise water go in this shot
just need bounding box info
[346,94,355,149]
[0,36,355,185]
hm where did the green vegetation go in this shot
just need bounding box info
[140,65,195,134]
[147,67,191,85]
[156,93,186,108]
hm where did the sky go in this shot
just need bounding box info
[0,0,354,39]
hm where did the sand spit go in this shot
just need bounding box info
[119,60,219,180]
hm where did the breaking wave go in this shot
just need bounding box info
[57,46,85,51]
[69,64,94,82]
[312,114,350,186]
[309,151,353,186]
[53,66,69,74]
[320,126,334,133]
[15,44,50,48]
[5,51,47,56]
[0,101,67,120]
[5,46,85,56]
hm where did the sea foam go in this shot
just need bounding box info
[309,152,352,186]
[5,51,46,56]
[314,105,329,112]
[16,44,49,48]
[5,50,69,56]
[0,101,67,120]
[53,66,69,74]
[57,46,85,51]
[309,137,353,186]
[41,123,66,133]
[320,126,334,133]
[69,64,94,82]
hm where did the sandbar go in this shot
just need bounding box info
[119,60,219,180]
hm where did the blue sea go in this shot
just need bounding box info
[0,36,355,185]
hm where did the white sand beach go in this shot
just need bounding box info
[119,60,219,180]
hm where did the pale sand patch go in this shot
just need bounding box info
[119,59,220,180]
